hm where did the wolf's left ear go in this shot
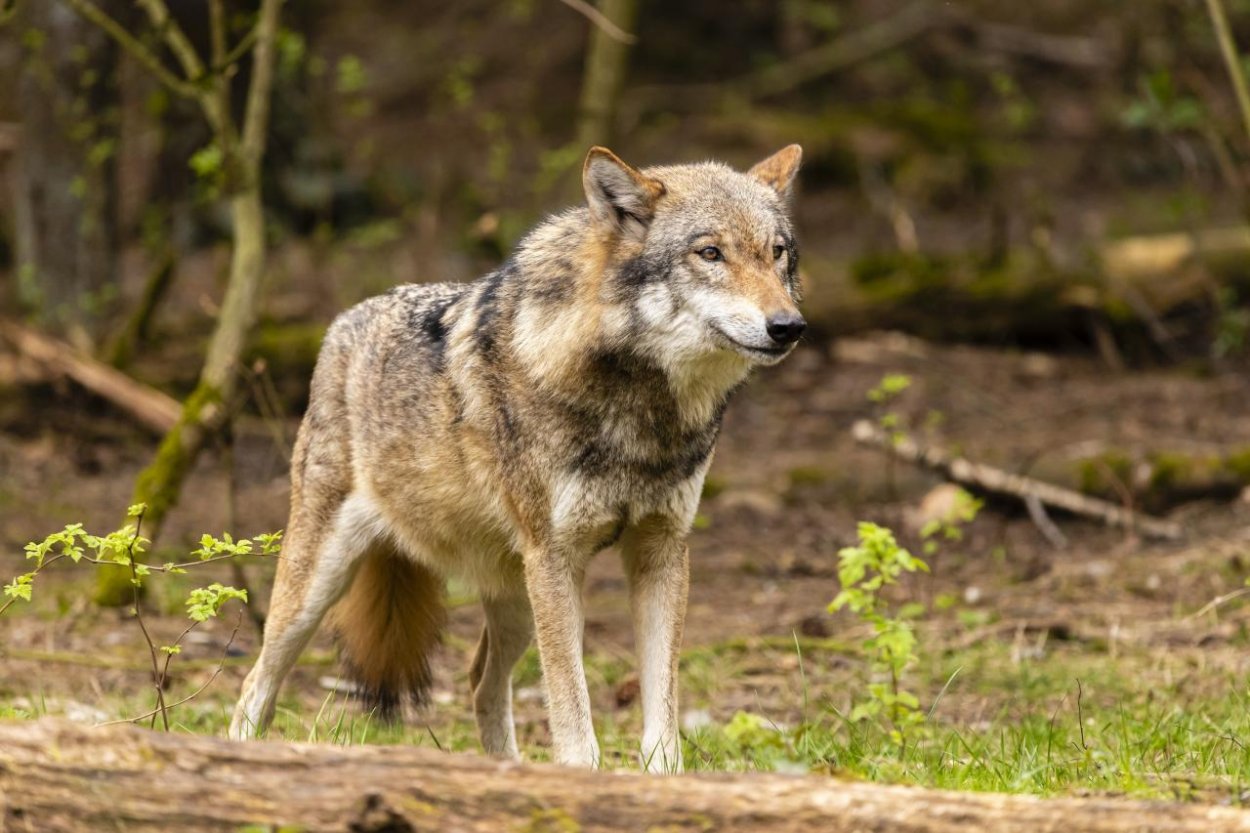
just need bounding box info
[749,144,803,199]
[583,147,666,239]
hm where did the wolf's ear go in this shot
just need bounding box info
[583,147,666,239]
[748,144,803,199]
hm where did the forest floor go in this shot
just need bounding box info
[2,332,1250,800]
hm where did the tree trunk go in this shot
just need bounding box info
[1,720,1248,833]
[92,0,284,606]
[12,0,121,348]
[575,0,637,150]
[95,169,267,606]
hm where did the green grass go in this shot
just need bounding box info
[5,583,1250,802]
[7,635,1245,802]
[669,638,1250,801]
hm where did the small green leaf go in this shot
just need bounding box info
[3,573,35,602]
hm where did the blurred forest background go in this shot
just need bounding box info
[3,0,1250,796]
[5,0,1250,363]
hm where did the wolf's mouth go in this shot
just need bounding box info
[709,326,790,359]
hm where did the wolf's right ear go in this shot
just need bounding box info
[583,147,666,239]
[749,144,803,199]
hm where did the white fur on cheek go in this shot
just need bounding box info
[632,284,711,364]
[695,290,770,351]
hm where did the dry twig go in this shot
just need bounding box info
[851,420,1183,541]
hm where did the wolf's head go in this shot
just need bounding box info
[584,145,805,373]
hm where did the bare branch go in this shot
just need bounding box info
[61,0,199,98]
[1205,0,1250,147]
[208,0,226,68]
[746,1,939,99]
[851,419,1184,541]
[204,0,237,156]
[97,611,245,728]
[625,1,937,114]
[555,0,636,44]
[240,0,284,165]
[219,24,259,72]
[135,0,205,81]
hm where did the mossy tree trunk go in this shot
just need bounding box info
[12,0,122,349]
[575,0,638,150]
[74,0,285,606]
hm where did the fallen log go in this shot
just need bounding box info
[851,420,1184,540]
[0,318,180,433]
[1040,445,1250,512]
[801,227,1250,347]
[2,719,1249,832]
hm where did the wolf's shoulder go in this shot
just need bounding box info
[323,281,471,351]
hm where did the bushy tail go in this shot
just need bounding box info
[328,546,445,721]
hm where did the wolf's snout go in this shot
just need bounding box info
[766,313,806,346]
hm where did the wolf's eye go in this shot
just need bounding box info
[698,246,723,262]
[773,244,786,261]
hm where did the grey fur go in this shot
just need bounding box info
[231,145,805,771]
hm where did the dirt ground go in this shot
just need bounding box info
[2,331,1250,762]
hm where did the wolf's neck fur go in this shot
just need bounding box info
[504,210,751,431]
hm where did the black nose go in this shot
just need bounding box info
[766,313,806,346]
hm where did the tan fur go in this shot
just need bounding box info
[327,544,445,718]
[231,145,805,772]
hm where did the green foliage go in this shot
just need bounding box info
[1213,286,1250,359]
[868,373,913,448]
[336,55,368,95]
[275,27,308,79]
[186,583,249,622]
[867,373,912,404]
[723,710,787,754]
[189,143,226,200]
[1122,71,1204,133]
[920,487,982,556]
[3,507,280,728]
[831,522,929,744]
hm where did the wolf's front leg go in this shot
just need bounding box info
[524,550,599,767]
[522,545,600,765]
[621,524,689,773]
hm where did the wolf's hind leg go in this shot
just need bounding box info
[469,592,534,758]
[229,492,382,739]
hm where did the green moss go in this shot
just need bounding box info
[1077,451,1133,496]
[1146,452,1190,492]
[1224,448,1250,483]
[248,321,326,376]
[700,475,728,500]
[95,382,221,607]
[850,251,952,294]
[787,466,830,489]
[519,808,581,833]
[132,381,220,522]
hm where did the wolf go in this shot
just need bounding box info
[229,144,806,772]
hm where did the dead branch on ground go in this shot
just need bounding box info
[851,420,1184,541]
[0,318,179,433]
